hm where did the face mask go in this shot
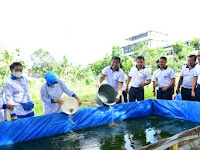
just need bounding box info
[52,84,58,88]
[13,72,22,78]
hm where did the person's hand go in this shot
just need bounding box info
[162,86,168,91]
[192,91,195,97]
[6,104,16,111]
[76,98,82,106]
[116,95,121,103]
[176,88,180,94]
[139,83,145,89]
[153,91,156,97]
[11,116,19,120]
[96,83,101,88]
[54,99,64,105]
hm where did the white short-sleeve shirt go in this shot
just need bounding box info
[122,74,128,91]
[102,66,125,91]
[155,66,175,88]
[180,65,195,89]
[152,69,160,82]
[194,63,200,84]
[128,66,151,88]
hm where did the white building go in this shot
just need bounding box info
[121,30,168,57]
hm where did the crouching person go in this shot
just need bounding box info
[40,72,82,114]
[4,62,34,120]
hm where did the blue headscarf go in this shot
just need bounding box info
[44,72,58,86]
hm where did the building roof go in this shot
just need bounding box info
[126,30,168,40]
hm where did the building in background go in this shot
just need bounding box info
[121,30,168,57]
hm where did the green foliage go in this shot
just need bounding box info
[172,41,185,55]
[131,41,166,74]
[189,38,200,49]
[90,54,111,75]
[121,55,134,74]
[112,46,122,57]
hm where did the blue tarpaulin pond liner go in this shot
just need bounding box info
[1,99,200,148]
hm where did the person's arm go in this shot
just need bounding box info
[153,81,156,96]
[0,87,4,109]
[162,69,175,91]
[176,77,183,94]
[116,82,123,102]
[4,83,18,120]
[24,78,31,101]
[139,70,151,88]
[116,71,125,102]
[40,84,63,105]
[152,72,156,96]
[192,77,197,97]
[125,68,133,92]
[192,67,198,97]
[97,75,105,88]
[60,80,82,106]
[125,76,131,92]
[162,79,175,91]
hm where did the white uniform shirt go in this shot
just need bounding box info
[152,69,160,82]
[4,75,33,116]
[102,66,125,91]
[152,69,160,90]
[194,63,200,84]
[155,66,175,88]
[0,87,6,122]
[122,74,128,91]
[180,65,195,89]
[40,79,76,114]
[128,66,151,88]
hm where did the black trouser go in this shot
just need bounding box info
[195,85,200,102]
[122,91,128,102]
[157,87,173,100]
[181,87,194,101]
[129,87,144,102]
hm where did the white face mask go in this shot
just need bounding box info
[13,72,22,78]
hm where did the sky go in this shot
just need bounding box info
[0,0,200,67]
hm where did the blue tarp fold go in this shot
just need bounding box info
[0,100,152,146]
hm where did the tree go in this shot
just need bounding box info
[30,49,57,77]
[172,41,185,55]
[189,38,200,50]
[121,55,134,74]
[90,54,111,75]
[112,46,122,58]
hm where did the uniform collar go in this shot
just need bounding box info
[160,65,168,70]
[136,65,145,70]
[11,74,24,80]
[110,66,119,71]
[186,64,196,69]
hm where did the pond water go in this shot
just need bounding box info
[2,116,200,150]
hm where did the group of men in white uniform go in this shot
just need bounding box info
[98,51,200,103]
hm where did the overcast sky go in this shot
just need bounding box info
[0,0,200,67]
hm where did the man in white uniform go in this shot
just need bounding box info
[176,55,196,100]
[97,56,125,103]
[155,57,175,100]
[126,56,151,102]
